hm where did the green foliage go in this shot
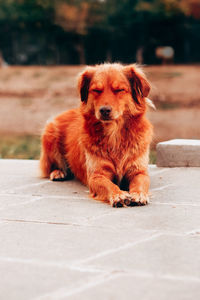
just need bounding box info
[149,149,157,164]
[0,0,54,22]
[0,135,41,159]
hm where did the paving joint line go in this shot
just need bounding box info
[151,184,175,191]
[2,180,50,193]
[32,267,200,300]
[150,168,169,176]
[0,197,43,211]
[150,201,200,207]
[0,193,90,200]
[1,218,87,227]
[0,256,107,274]
[32,272,120,300]
[74,233,162,266]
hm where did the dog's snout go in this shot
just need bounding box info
[99,106,112,117]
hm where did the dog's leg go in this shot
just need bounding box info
[88,165,132,207]
[40,147,70,181]
[128,171,150,205]
[86,154,132,207]
[40,121,72,181]
[89,173,132,207]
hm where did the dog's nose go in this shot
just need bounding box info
[99,106,112,117]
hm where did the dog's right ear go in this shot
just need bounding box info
[78,67,95,102]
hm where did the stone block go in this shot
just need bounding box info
[156,139,200,167]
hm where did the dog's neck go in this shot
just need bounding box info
[101,115,146,157]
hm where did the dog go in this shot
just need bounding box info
[40,63,153,207]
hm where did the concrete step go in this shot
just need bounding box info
[156,139,200,167]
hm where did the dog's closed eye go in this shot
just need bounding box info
[92,89,103,94]
[114,89,125,92]
[113,89,125,94]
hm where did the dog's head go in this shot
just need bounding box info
[78,63,152,122]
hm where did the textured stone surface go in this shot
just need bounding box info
[0,159,200,300]
[156,139,200,167]
[67,275,200,300]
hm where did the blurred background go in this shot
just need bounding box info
[0,0,200,162]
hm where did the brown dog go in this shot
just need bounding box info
[40,63,153,207]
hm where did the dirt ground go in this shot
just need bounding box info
[0,64,200,148]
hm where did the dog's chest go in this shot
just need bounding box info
[107,144,134,178]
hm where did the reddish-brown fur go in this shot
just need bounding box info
[40,63,153,207]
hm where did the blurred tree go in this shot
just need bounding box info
[54,1,90,64]
[0,0,199,64]
[0,0,56,64]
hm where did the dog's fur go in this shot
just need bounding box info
[40,63,153,207]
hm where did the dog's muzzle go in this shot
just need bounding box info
[99,106,112,120]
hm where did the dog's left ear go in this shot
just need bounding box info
[78,66,95,102]
[123,64,150,105]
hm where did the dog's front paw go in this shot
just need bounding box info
[129,192,149,206]
[110,191,132,208]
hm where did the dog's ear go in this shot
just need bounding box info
[78,66,95,102]
[123,64,150,105]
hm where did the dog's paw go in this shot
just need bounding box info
[50,170,66,181]
[110,191,132,208]
[129,192,149,206]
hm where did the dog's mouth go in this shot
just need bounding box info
[100,116,113,122]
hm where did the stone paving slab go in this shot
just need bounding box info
[0,222,155,264]
[66,275,200,300]
[0,260,95,300]
[84,234,200,278]
[0,159,200,300]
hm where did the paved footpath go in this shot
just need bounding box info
[0,159,200,300]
